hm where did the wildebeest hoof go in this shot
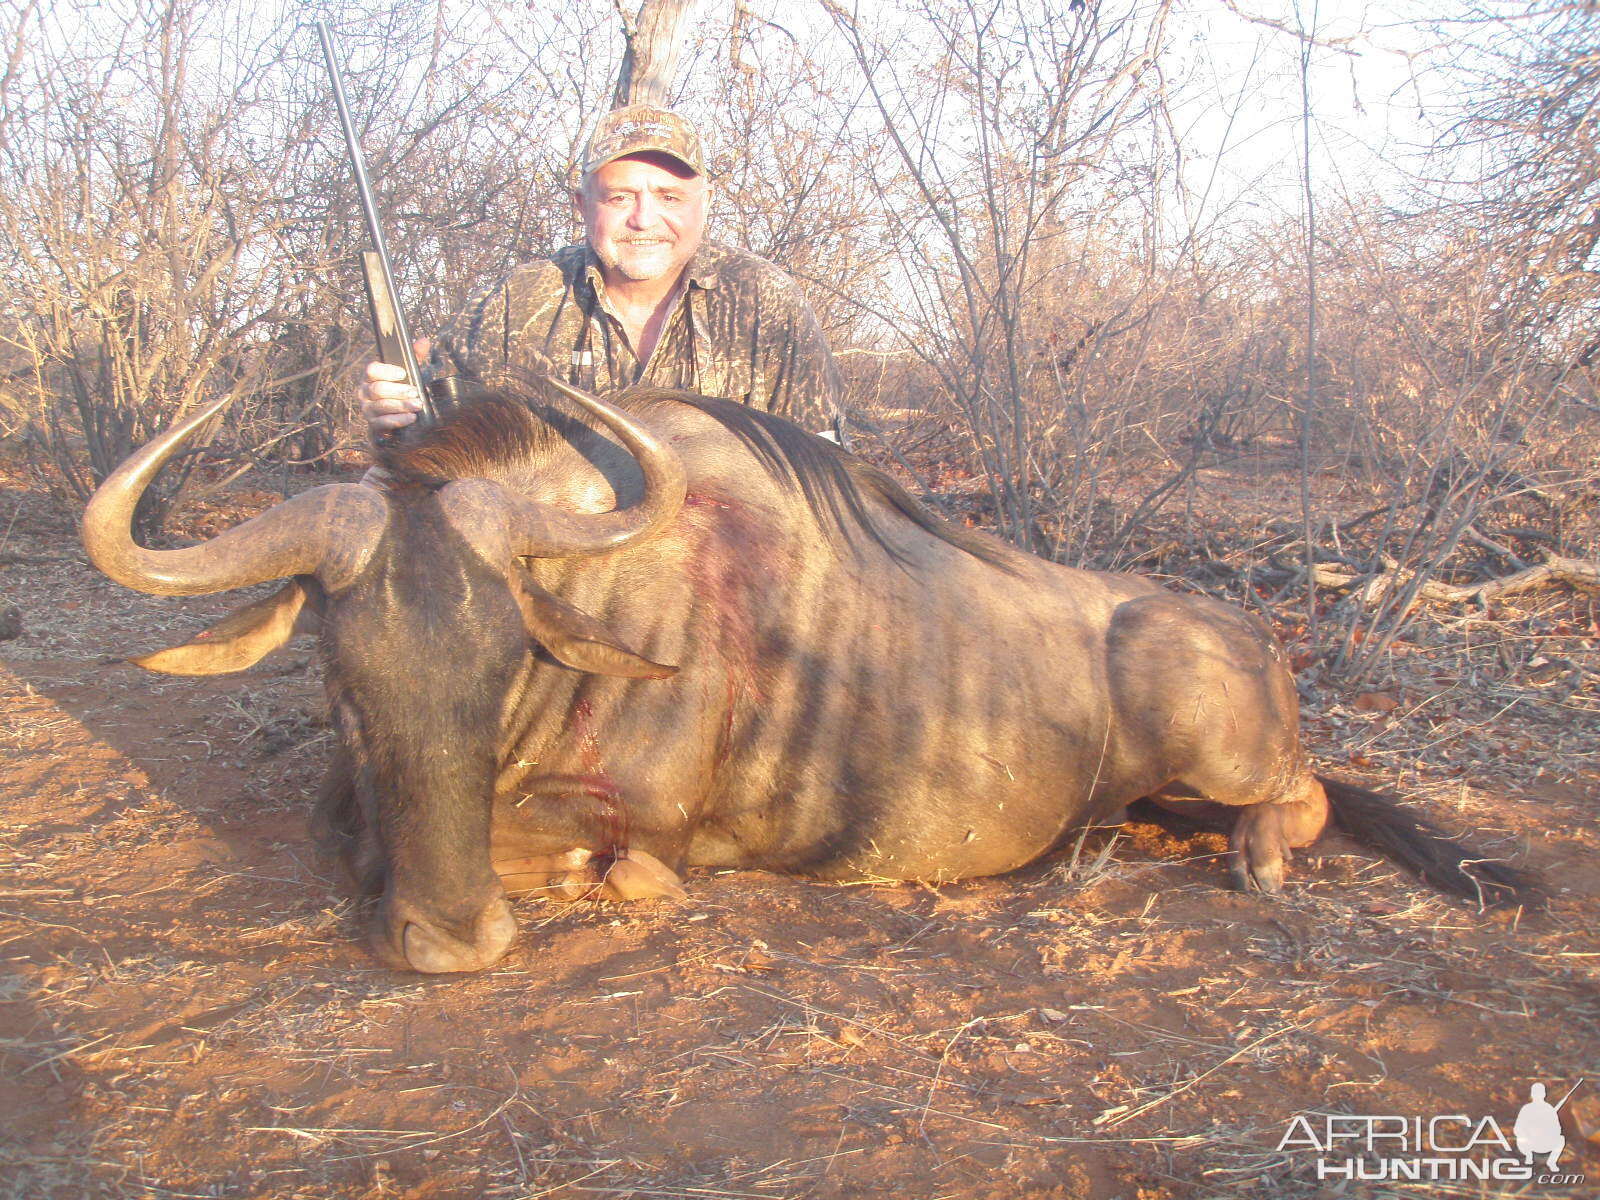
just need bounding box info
[600,849,687,901]
[1230,852,1286,895]
[1229,809,1292,895]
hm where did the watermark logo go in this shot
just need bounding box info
[1277,1080,1586,1186]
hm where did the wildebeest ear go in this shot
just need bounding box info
[516,575,677,680]
[130,579,317,676]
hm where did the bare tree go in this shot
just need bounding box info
[0,0,344,533]
[0,0,619,535]
[1309,1,1600,679]
[818,0,1184,558]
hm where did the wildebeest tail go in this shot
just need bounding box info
[1318,774,1537,909]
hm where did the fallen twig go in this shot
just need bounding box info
[1308,551,1599,607]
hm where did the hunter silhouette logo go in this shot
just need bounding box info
[1516,1081,1580,1170]
[1278,1079,1586,1185]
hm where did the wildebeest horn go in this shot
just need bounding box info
[82,395,388,597]
[499,379,687,557]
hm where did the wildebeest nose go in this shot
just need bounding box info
[386,897,518,974]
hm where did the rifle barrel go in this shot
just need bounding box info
[314,20,434,425]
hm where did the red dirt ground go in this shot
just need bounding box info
[2,447,1598,1199]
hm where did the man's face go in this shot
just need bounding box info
[575,153,709,286]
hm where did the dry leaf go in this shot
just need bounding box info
[1353,690,1400,713]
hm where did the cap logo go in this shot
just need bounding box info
[581,106,704,178]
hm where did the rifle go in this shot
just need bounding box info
[314,20,439,429]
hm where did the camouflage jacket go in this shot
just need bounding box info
[430,241,841,432]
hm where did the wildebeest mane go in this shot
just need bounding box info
[376,382,564,483]
[377,381,1016,573]
[671,392,1016,572]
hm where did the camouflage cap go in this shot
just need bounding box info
[580,104,705,178]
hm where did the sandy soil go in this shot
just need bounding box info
[2,448,1598,1199]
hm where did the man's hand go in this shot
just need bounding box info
[358,339,431,437]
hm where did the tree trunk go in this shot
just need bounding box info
[613,0,698,107]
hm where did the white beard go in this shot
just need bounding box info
[596,237,679,283]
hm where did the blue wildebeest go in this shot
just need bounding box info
[82,381,1528,971]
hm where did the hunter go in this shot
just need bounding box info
[361,104,843,438]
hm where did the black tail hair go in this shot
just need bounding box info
[1319,775,1538,909]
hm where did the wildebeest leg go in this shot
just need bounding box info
[492,773,688,901]
[493,847,598,898]
[1148,775,1330,894]
[492,846,685,901]
[1223,774,1329,893]
[597,849,687,899]
[1109,592,1330,895]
